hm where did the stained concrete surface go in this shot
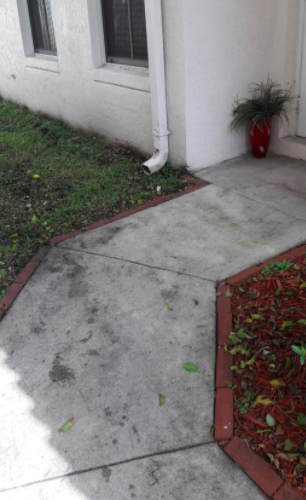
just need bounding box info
[1,153,306,499]
[0,248,215,491]
[0,444,264,500]
[196,153,306,220]
[58,183,306,282]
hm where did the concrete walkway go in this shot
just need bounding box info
[1,154,306,499]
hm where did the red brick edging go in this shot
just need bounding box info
[0,175,206,320]
[215,244,306,500]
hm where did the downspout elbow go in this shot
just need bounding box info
[143,135,169,175]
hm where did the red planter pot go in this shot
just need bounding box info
[249,118,272,158]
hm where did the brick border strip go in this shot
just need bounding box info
[215,244,306,500]
[0,175,207,320]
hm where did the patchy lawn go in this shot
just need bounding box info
[0,100,191,296]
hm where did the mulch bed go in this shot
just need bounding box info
[228,252,306,498]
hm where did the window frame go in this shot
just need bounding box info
[87,0,148,70]
[101,0,148,69]
[27,0,57,56]
[17,0,58,60]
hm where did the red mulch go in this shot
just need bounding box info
[229,253,306,498]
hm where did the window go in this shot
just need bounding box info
[27,0,57,55]
[101,0,148,68]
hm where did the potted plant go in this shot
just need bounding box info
[230,79,294,158]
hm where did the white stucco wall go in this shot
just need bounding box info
[0,0,302,170]
[184,0,301,171]
[0,0,154,155]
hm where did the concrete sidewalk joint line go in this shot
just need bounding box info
[0,177,207,322]
[0,441,213,494]
[215,243,306,500]
[57,244,217,284]
[202,180,306,223]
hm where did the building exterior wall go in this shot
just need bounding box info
[0,0,302,170]
[184,0,301,171]
[0,0,154,155]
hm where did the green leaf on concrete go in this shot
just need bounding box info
[182,363,198,373]
[159,394,165,406]
[60,418,75,432]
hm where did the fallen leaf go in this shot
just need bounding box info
[266,414,275,427]
[245,356,255,365]
[167,304,173,311]
[300,283,306,289]
[193,299,199,305]
[281,321,295,330]
[295,464,306,476]
[273,458,280,469]
[284,439,292,451]
[269,379,285,388]
[275,425,284,436]
[159,394,165,406]
[226,288,232,298]
[60,418,75,432]
[266,453,274,464]
[256,395,273,406]
[297,413,306,425]
[182,363,198,373]
[298,319,306,326]
[285,356,291,369]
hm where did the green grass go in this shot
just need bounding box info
[0,100,191,297]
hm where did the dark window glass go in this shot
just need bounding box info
[27,0,57,55]
[102,0,148,68]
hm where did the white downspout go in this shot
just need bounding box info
[143,0,170,175]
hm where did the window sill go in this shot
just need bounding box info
[25,54,59,74]
[93,64,150,93]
